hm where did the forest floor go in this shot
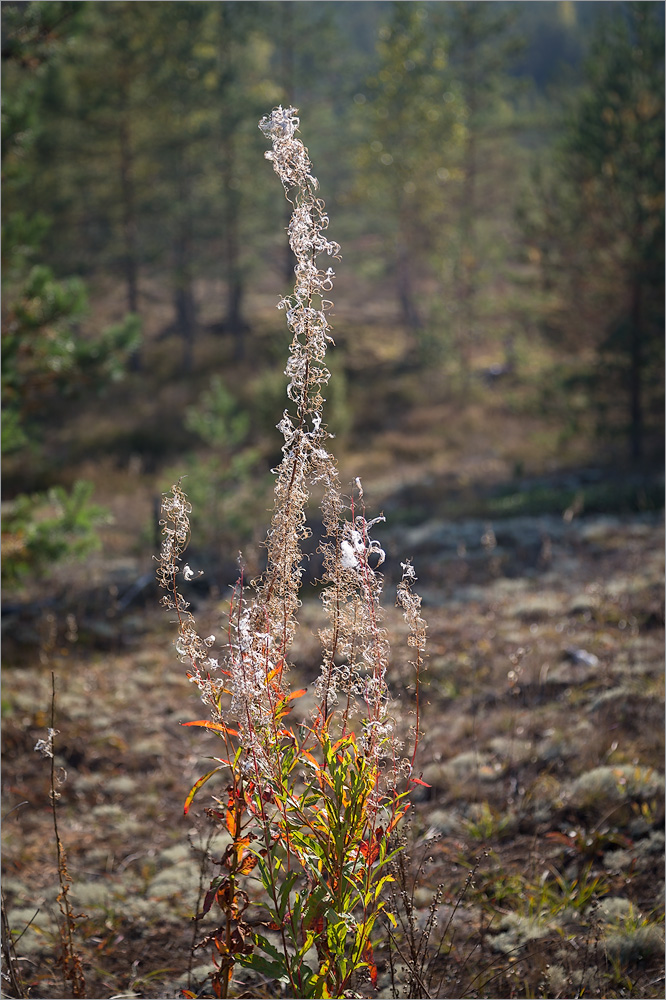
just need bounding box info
[2,502,664,999]
[2,303,665,998]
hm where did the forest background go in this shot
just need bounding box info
[2,0,664,597]
[2,3,665,999]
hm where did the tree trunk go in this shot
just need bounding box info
[216,5,247,359]
[628,277,644,464]
[280,0,297,288]
[118,74,141,370]
[453,16,479,391]
[221,136,246,361]
[396,238,422,337]
[174,273,196,374]
[119,118,139,317]
[173,151,197,373]
[228,276,245,363]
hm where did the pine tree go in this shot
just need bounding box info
[1,1,141,584]
[524,1,664,463]
[442,0,524,384]
[354,1,464,340]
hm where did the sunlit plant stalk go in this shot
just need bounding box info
[33,674,87,999]
[158,106,427,1000]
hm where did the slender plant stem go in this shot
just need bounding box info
[49,673,86,999]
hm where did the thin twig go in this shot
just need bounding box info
[1,889,28,999]
[49,672,86,999]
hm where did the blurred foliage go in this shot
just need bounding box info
[519,1,664,462]
[185,376,251,450]
[169,377,268,557]
[1,480,109,584]
[2,0,141,585]
[1,1,664,587]
[2,262,141,451]
[354,1,466,337]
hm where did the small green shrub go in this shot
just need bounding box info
[2,480,109,584]
[169,375,267,552]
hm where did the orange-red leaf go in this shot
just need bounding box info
[359,839,380,865]
[286,688,307,701]
[386,801,411,836]
[238,854,258,875]
[181,720,239,736]
[300,748,321,770]
[410,776,431,787]
[362,941,378,988]
[184,766,223,815]
[545,832,571,844]
[266,659,285,683]
[226,808,239,837]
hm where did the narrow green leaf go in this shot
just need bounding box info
[239,952,286,980]
[278,870,299,921]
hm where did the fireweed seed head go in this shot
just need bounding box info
[258,106,318,193]
[397,560,427,655]
[159,109,427,814]
[34,728,57,758]
[156,481,225,719]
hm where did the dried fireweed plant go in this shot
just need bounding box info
[158,107,427,1000]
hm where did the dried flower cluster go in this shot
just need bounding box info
[34,727,57,759]
[396,560,427,773]
[157,484,223,718]
[158,103,425,784]
[156,105,428,999]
